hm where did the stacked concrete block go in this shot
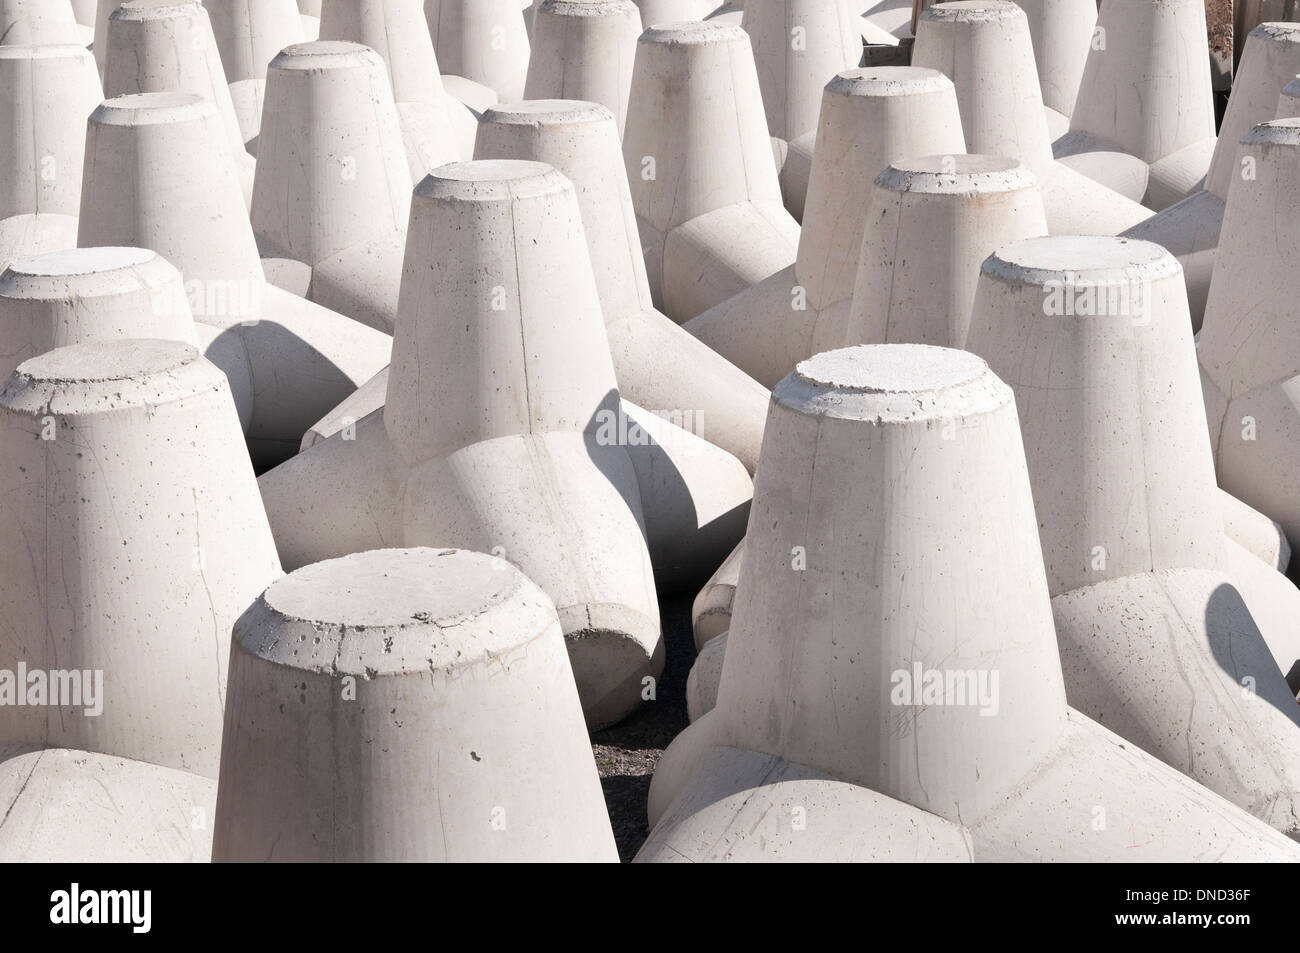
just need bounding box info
[319,0,482,175]
[77,92,392,466]
[101,0,256,207]
[1123,22,1300,330]
[524,1,642,136]
[623,20,800,323]
[965,236,1300,834]
[912,0,1152,236]
[0,45,102,267]
[682,67,966,388]
[212,548,619,862]
[202,0,307,150]
[424,0,532,103]
[740,0,863,220]
[252,41,411,332]
[257,161,665,728]
[644,344,1300,861]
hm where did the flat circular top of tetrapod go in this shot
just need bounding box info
[415,159,571,203]
[875,154,1037,194]
[113,0,203,21]
[981,235,1182,288]
[91,91,216,126]
[640,20,747,46]
[0,247,178,301]
[272,40,379,71]
[0,43,94,61]
[1243,117,1300,147]
[826,66,953,98]
[774,343,1012,422]
[922,0,1023,22]
[540,0,638,16]
[0,339,223,415]
[233,547,558,677]
[5,246,155,280]
[482,98,615,128]
[1251,21,1300,43]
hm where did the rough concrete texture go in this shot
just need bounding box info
[645,344,1300,861]
[0,0,82,45]
[252,41,411,332]
[0,45,102,269]
[1123,22,1300,330]
[524,1,642,136]
[202,0,307,149]
[257,161,665,729]
[76,91,392,467]
[103,0,256,207]
[1056,0,1217,210]
[965,236,1300,834]
[740,0,863,220]
[623,20,801,323]
[319,0,477,177]
[213,548,618,862]
[683,67,967,388]
[425,0,532,102]
[0,746,215,862]
[1014,0,1095,122]
[0,339,282,778]
[913,0,1153,237]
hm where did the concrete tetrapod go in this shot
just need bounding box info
[1054,0,1216,210]
[473,98,769,473]
[252,42,412,333]
[76,92,392,468]
[965,237,1300,835]
[623,20,801,323]
[0,0,82,44]
[424,0,532,102]
[1278,76,1300,118]
[0,746,215,862]
[844,154,1048,350]
[1199,118,1300,583]
[102,0,256,208]
[0,45,102,268]
[682,67,967,388]
[912,1,1153,236]
[643,344,1300,862]
[1122,22,1300,330]
[202,0,307,151]
[1014,0,1096,136]
[739,0,863,221]
[0,247,199,381]
[319,0,481,175]
[524,1,642,137]
[257,161,663,729]
[212,548,618,862]
[0,339,282,779]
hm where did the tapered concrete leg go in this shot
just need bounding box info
[846,154,1047,349]
[649,343,1300,859]
[691,539,741,650]
[631,0,716,25]
[524,1,641,136]
[1225,539,1300,682]
[1015,0,1094,121]
[319,0,466,179]
[1222,489,1291,573]
[966,236,1300,836]
[0,45,102,266]
[0,339,282,778]
[473,98,769,472]
[203,0,307,149]
[252,42,412,333]
[103,1,256,206]
[424,0,531,102]
[0,746,215,862]
[683,67,968,387]
[623,21,799,322]
[1051,131,1151,202]
[212,548,619,862]
[0,0,81,44]
[685,632,726,722]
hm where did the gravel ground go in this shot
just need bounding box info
[590,593,696,862]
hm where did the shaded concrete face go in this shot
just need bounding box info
[1014,0,1094,118]
[212,548,619,862]
[425,0,532,101]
